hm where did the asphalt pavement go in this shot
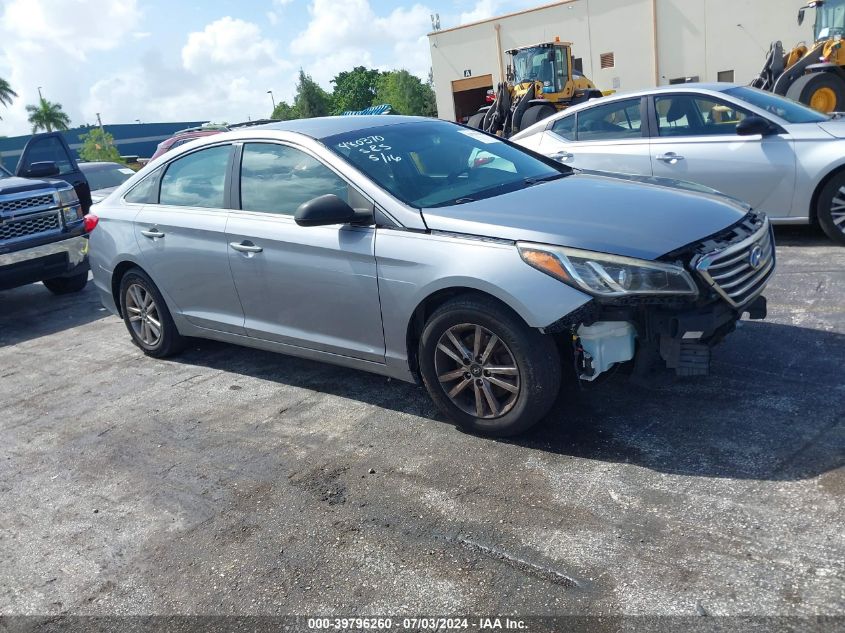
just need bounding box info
[0,226,842,627]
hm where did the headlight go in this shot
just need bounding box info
[518,242,698,297]
[55,187,82,225]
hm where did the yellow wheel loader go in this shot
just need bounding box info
[753,0,845,112]
[467,38,606,138]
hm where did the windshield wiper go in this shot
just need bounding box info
[453,197,475,204]
[524,173,567,186]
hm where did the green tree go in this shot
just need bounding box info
[293,70,331,119]
[0,77,17,120]
[78,127,124,163]
[271,101,300,120]
[26,97,71,133]
[330,66,381,114]
[375,70,437,117]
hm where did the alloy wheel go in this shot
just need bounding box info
[125,283,162,347]
[434,323,521,419]
[831,186,845,234]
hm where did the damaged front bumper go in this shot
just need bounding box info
[541,211,774,381]
[546,294,767,380]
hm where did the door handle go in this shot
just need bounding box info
[140,228,165,238]
[551,151,574,162]
[656,152,685,164]
[229,241,263,253]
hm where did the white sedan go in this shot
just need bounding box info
[512,83,845,244]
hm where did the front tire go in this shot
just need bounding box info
[816,172,845,245]
[119,268,186,357]
[418,294,561,437]
[519,104,557,130]
[43,271,88,295]
[786,72,845,114]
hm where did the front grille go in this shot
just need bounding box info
[0,194,55,213]
[0,211,61,241]
[693,217,775,308]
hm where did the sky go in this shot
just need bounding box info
[0,0,540,136]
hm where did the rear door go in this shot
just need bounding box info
[15,132,92,213]
[647,93,796,216]
[132,143,246,334]
[537,97,652,176]
[225,141,385,362]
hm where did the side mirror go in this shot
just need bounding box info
[798,8,805,25]
[295,194,358,227]
[736,116,777,136]
[24,161,60,178]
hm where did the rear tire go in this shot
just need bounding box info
[519,104,557,130]
[418,294,561,437]
[467,112,486,129]
[786,72,845,113]
[816,171,845,245]
[119,268,186,357]
[43,271,88,295]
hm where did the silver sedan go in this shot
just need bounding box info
[88,116,772,437]
[513,83,845,245]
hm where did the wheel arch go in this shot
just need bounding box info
[809,161,845,225]
[404,286,532,376]
[110,260,150,317]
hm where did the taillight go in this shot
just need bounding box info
[83,214,99,232]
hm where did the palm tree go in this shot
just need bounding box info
[26,97,71,133]
[0,77,17,120]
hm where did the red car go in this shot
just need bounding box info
[149,128,224,161]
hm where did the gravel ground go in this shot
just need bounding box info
[0,227,842,627]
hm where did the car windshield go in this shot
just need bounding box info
[82,164,135,190]
[512,46,554,84]
[0,163,11,177]
[724,86,829,123]
[323,120,565,208]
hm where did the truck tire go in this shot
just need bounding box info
[119,268,186,357]
[467,112,486,129]
[816,171,845,245]
[418,293,561,437]
[43,271,88,295]
[786,72,845,113]
[519,104,557,130]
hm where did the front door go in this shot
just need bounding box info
[226,142,385,362]
[133,143,246,334]
[540,97,653,176]
[648,93,796,217]
[16,133,92,212]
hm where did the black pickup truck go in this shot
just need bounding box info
[0,132,94,294]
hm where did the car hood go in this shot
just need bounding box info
[0,176,61,195]
[420,172,750,260]
[817,118,845,138]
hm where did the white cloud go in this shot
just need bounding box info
[292,0,432,81]
[459,0,501,24]
[0,0,142,134]
[182,17,279,73]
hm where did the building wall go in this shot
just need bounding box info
[429,0,809,122]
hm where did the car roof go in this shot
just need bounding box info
[511,82,744,139]
[252,115,432,140]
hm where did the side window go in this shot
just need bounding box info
[124,167,163,204]
[551,114,576,141]
[575,99,643,141]
[655,95,750,137]
[240,143,349,215]
[20,136,75,175]
[159,145,231,208]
